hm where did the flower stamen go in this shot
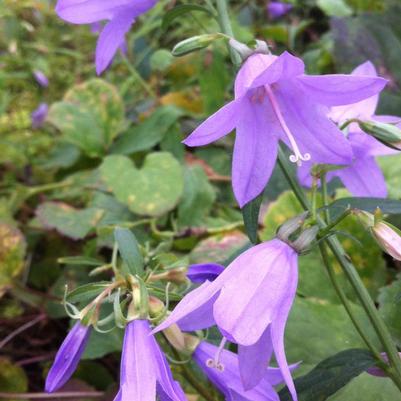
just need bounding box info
[206,337,227,372]
[265,85,311,166]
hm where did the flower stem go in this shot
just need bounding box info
[215,0,241,66]
[320,172,331,223]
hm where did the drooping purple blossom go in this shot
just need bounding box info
[45,322,91,393]
[55,0,158,74]
[183,51,387,207]
[154,239,300,401]
[115,319,186,401]
[267,1,293,19]
[33,70,49,87]
[187,263,225,283]
[193,340,299,401]
[298,61,399,197]
[31,103,49,129]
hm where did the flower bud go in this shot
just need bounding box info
[172,33,224,57]
[358,120,401,151]
[292,226,319,252]
[276,212,309,241]
[355,210,401,260]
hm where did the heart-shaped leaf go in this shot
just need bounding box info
[99,152,184,217]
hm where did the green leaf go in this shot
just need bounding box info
[99,152,184,217]
[378,274,401,347]
[317,0,353,16]
[328,373,400,401]
[48,79,125,157]
[67,282,110,303]
[242,194,262,244]
[0,223,26,298]
[36,202,105,240]
[162,4,213,30]
[177,166,216,228]
[114,227,144,276]
[0,358,28,399]
[82,327,123,360]
[110,106,183,155]
[279,349,376,401]
[328,197,401,218]
[379,153,401,198]
[57,256,104,267]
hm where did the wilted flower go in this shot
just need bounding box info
[46,322,91,392]
[187,263,225,283]
[155,239,300,401]
[371,221,401,261]
[33,70,49,87]
[115,319,186,401]
[55,0,158,74]
[298,61,399,197]
[31,103,48,129]
[193,340,299,401]
[267,1,293,19]
[183,51,386,207]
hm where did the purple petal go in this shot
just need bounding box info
[249,52,305,92]
[267,1,293,19]
[45,322,91,393]
[274,81,354,165]
[329,61,380,122]
[118,320,157,401]
[33,70,49,87]
[95,10,137,74]
[187,263,225,283]
[31,103,49,129]
[238,328,273,390]
[334,157,387,198]
[182,100,242,147]
[270,266,299,401]
[153,280,220,334]
[296,74,387,107]
[213,240,297,346]
[232,96,279,207]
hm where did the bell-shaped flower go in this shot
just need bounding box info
[33,70,49,88]
[31,103,49,129]
[45,322,91,392]
[183,51,387,207]
[55,0,157,74]
[193,340,299,401]
[115,319,186,401]
[154,239,300,401]
[187,263,225,283]
[267,1,293,19]
[298,61,400,197]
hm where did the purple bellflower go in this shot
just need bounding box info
[267,1,293,19]
[193,340,299,401]
[115,319,186,401]
[55,0,158,74]
[187,263,225,283]
[298,61,399,197]
[45,322,91,392]
[182,51,387,207]
[31,103,49,129]
[154,239,300,401]
[33,70,49,87]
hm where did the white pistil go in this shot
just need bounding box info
[206,337,227,372]
[265,85,311,166]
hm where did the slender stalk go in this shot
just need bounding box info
[318,208,351,238]
[320,172,331,223]
[215,0,241,66]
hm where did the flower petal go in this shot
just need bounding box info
[275,81,353,165]
[187,263,225,283]
[232,96,280,207]
[95,10,137,74]
[238,328,273,390]
[119,320,157,401]
[213,240,296,346]
[297,74,387,107]
[334,157,387,197]
[153,280,220,333]
[270,261,299,401]
[183,100,242,147]
[45,323,91,393]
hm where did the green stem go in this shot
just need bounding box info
[320,172,331,223]
[215,0,241,66]
[318,208,351,238]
